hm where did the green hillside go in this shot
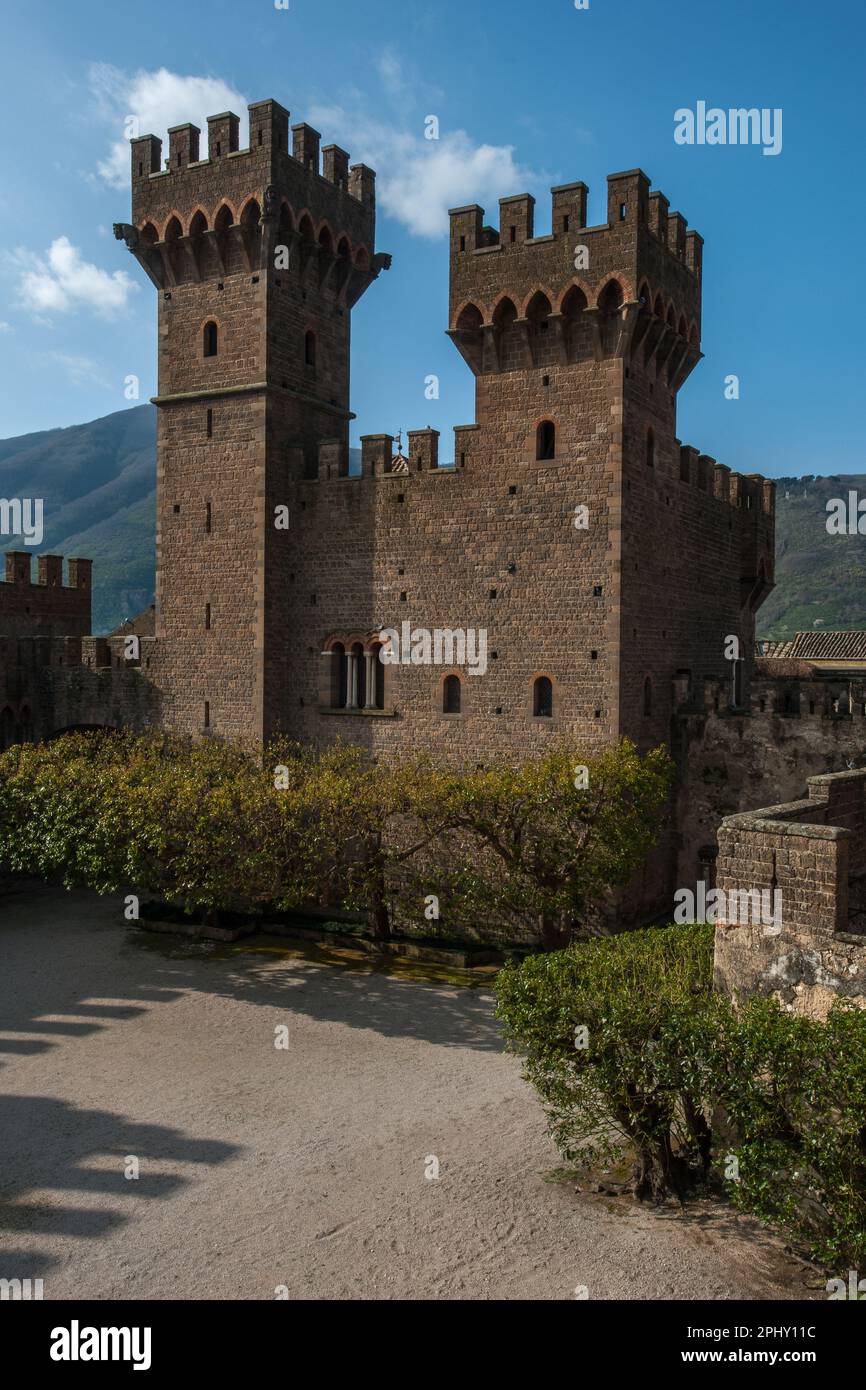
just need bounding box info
[0,404,157,633]
[758,476,866,640]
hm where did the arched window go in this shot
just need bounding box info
[368,643,385,710]
[533,676,553,718]
[348,642,364,709]
[443,674,461,714]
[329,643,346,709]
[203,321,218,357]
[536,420,556,461]
[646,428,655,468]
[304,330,316,368]
[643,676,652,717]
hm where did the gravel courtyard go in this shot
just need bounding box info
[0,885,815,1301]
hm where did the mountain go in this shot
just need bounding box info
[1,405,864,639]
[0,404,157,634]
[758,476,866,640]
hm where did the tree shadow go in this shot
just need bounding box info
[2,884,505,1054]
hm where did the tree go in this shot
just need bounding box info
[442,739,672,949]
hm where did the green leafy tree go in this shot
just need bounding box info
[444,739,673,949]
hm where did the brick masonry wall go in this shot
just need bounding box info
[0,554,91,640]
[714,768,866,1017]
[675,675,866,889]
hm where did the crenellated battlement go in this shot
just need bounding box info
[676,446,776,518]
[2,553,92,590]
[118,99,385,300]
[0,552,92,641]
[449,170,702,384]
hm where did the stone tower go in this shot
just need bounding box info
[447,170,774,757]
[116,99,390,741]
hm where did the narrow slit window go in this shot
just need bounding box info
[536,420,556,461]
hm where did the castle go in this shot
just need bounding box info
[3,97,865,930]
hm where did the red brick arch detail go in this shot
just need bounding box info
[296,208,316,238]
[490,291,521,324]
[519,285,556,319]
[438,668,466,714]
[450,299,488,332]
[651,290,667,319]
[199,315,223,355]
[528,670,559,718]
[316,218,336,247]
[593,273,633,308]
[212,198,239,227]
[336,232,353,258]
[187,205,210,235]
[688,318,700,345]
[553,278,592,313]
[238,193,264,224]
[277,198,296,229]
[636,279,653,308]
[353,244,370,267]
[161,210,185,241]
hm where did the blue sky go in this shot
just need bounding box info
[0,0,862,479]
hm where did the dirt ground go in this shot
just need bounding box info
[0,885,819,1300]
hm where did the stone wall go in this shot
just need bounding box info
[714,767,866,1018]
[0,553,91,639]
[674,671,866,890]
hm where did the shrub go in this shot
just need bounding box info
[496,923,866,1264]
[714,996,866,1270]
[495,922,721,1201]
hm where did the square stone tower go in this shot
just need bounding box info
[116,99,389,740]
[447,170,774,756]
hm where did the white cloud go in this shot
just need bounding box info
[12,237,136,319]
[90,63,248,188]
[0,321,12,333]
[308,102,547,239]
[46,352,111,389]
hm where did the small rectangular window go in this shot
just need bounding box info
[563,214,570,233]
[206,408,213,438]
[206,502,212,533]
[205,603,211,630]
[204,701,210,728]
